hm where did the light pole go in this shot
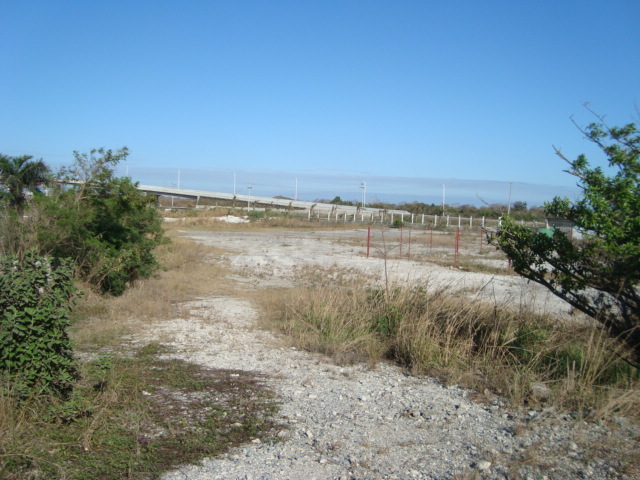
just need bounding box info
[442,183,446,216]
[360,181,366,207]
[295,177,298,201]
[507,182,513,215]
[247,184,253,208]
[233,173,236,196]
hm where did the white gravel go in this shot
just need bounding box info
[133,226,637,480]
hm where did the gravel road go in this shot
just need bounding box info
[137,227,638,480]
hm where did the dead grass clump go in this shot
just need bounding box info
[258,287,387,365]
[259,281,640,418]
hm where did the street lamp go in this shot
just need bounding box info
[360,181,366,207]
[247,184,253,208]
[441,183,446,216]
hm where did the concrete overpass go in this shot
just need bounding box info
[138,184,411,222]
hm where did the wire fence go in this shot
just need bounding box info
[363,225,513,271]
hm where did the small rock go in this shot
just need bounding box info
[476,460,492,471]
[531,382,551,401]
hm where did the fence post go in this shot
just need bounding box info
[454,227,460,268]
[422,214,425,225]
[434,215,438,227]
[430,227,433,254]
[470,216,473,228]
[447,215,450,227]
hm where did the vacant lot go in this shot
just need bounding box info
[138,219,639,480]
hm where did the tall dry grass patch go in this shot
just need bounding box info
[258,287,386,364]
[258,279,640,418]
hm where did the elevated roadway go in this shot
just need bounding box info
[138,184,410,219]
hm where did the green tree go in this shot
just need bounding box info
[0,154,51,208]
[490,113,640,367]
[35,147,166,294]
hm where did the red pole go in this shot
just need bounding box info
[367,226,371,258]
[407,229,411,259]
[399,227,403,257]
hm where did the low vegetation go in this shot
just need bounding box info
[258,279,640,419]
[1,344,279,480]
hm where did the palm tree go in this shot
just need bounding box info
[0,154,51,208]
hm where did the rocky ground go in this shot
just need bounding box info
[136,226,638,480]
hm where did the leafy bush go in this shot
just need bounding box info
[391,218,404,228]
[8,148,168,295]
[36,176,166,294]
[0,252,79,399]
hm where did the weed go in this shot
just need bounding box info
[0,346,280,479]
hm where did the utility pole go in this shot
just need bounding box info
[360,181,366,207]
[507,182,513,215]
[247,184,253,208]
[442,183,446,216]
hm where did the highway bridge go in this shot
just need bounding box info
[138,184,411,222]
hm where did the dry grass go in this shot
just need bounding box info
[161,208,389,232]
[71,229,235,348]
[257,277,640,420]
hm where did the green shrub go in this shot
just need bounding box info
[0,252,79,399]
[391,218,404,228]
[26,148,168,295]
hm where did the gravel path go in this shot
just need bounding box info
[137,227,637,480]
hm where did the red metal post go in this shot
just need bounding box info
[367,226,371,258]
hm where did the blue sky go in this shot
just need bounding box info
[1,0,638,206]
